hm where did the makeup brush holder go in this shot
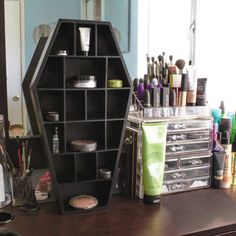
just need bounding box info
[131,92,211,119]
[0,115,14,224]
[12,175,32,206]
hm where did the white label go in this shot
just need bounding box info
[0,164,5,202]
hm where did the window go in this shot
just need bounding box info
[195,0,236,111]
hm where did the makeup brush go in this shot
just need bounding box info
[169,55,173,66]
[175,59,185,74]
[158,55,163,81]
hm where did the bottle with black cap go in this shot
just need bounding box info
[132,78,139,108]
[179,74,188,106]
[220,131,232,188]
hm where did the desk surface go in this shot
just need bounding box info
[2,188,236,236]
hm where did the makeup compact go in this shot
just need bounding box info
[46,111,59,121]
[70,139,97,152]
[69,195,98,210]
[55,50,69,56]
[107,79,123,88]
[70,75,97,88]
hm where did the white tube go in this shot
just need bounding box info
[0,164,5,202]
[79,27,91,56]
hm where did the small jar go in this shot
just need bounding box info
[98,169,112,179]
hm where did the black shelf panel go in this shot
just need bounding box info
[50,22,75,56]
[107,121,124,149]
[65,57,106,88]
[44,123,65,153]
[107,90,130,119]
[75,23,96,56]
[53,154,75,183]
[58,181,112,212]
[97,24,119,56]
[75,153,96,181]
[65,122,105,151]
[87,90,105,120]
[37,90,64,122]
[28,19,132,214]
[66,91,85,121]
[37,57,64,89]
[107,58,130,87]
[97,151,117,178]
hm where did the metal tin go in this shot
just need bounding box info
[72,75,96,88]
[70,139,97,152]
[98,168,112,179]
[46,112,59,121]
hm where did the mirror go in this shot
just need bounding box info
[4,0,130,136]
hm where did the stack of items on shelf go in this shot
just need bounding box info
[212,105,236,189]
[131,53,208,118]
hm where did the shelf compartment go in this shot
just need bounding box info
[66,91,85,121]
[107,90,129,119]
[37,91,64,122]
[76,153,96,181]
[75,23,95,56]
[97,24,119,56]
[53,154,75,183]
[65,58,106,88]
[107,58,130,87]
[50,23,75,56]
[44,123,65,153]
[58,181,112,212]
[107,120,124,149]
[66,122,105,151]
[37,57,64,88]
[97,151,117,178]
[87,90,105,120]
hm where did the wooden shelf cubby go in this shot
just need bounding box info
[28,19,132,213]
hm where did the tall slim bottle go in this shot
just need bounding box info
[53,127,59,154]
[220,131,232,188]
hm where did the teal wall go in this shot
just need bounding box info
[123,0,138,79]
[25,0,80,69]
[24,0,137,78]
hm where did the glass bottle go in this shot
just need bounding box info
[52,127,59,154]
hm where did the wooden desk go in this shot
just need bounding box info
[2,188,236,236]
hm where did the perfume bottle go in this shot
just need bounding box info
[52,127,59,154]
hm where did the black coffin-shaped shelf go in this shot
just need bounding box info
[28,19,132,213]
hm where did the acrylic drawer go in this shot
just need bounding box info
[164,167,210,181]
[165,159,178,171]
[180,155,211,168]
[166,130,211,143]
[162,177,210,194]
[167,119,212,132]
[166,140,212,155]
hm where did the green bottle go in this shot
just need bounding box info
[142,122,167,204]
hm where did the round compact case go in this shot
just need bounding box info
[72,75,97,88]
[69,195,98,210]
[46,111,59,121]
[107,79,123,88]
[70,139,97,152]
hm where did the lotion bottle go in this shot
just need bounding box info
[220,131,232,188]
